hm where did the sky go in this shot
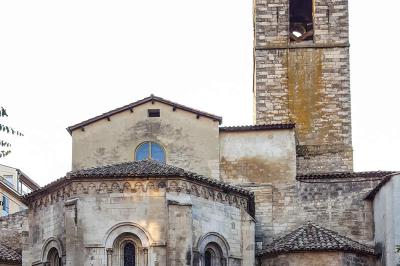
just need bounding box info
[0,0,399,186]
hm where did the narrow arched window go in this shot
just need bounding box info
[135,142,165,162]
[205,249,213,266]
[123,242,136,266]
[47,248,60,266]
[203,243,225,266]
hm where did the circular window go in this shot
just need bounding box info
[135,142,165,162]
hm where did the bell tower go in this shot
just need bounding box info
[253,0,353,173]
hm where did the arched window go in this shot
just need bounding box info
[204,243,224,266]
[205,249,213,266]
[107,228,149,266]
[123,242,136,266]
[135,142,165,162]
[198,233,229,266]
[47,247,60,266]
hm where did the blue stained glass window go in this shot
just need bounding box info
[135,142,149,161]
[135,142,165,162]
[151,142,165,162]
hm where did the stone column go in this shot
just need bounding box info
[64,198,80,265]
[106,248,113,266]
[143,248,148,266]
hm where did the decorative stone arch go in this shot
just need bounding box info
[41,237,64,265]
[197,232,230,266]
[104,222,152,266]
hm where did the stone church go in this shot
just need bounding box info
[0,0,399,265]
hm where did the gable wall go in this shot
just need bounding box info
[71,101,220,179]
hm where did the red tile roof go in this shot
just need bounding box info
[296,171,396,181]
[24,160,255,216]
[258,222,375,257]
[219,123,295,132]
[0,243,21,264]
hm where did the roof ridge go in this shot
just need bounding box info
[67,95,223,134]
[219,123,295,132]
[297,171,398,180]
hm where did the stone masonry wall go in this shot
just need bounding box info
[245,176,380,251]
[254,0,349,49]
[23,177,254,265]
[0,210,28,253]
[167,191,255,266]
[254,47,352,174]
[23,200,65,266]
[219,129,296,184]
[253,0,352,173]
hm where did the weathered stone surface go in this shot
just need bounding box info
[219,129,296,184]
[0,211,28,254]
[22,175,254,266]
[71,100,221,179]
[223,174,382,252]
[253,0,352,174]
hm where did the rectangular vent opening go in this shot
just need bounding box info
[148,109,160,117]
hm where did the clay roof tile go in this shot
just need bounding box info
[258,222,375,257]
[0,243,22,263]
